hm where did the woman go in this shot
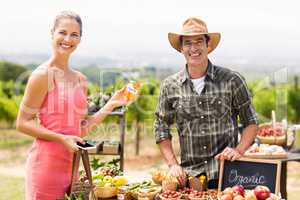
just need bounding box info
[16,11,129,200]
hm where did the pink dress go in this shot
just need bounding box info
[25,78,87,200]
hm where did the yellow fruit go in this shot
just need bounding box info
[151,170,166,185]
[112,176,128,186]
[103,175,113,183]
[97,180,105,187]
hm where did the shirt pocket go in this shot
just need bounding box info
[208,96,231,120]
[176,96,201,120]
[175,97,200,137]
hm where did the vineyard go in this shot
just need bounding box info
[1,61,300,128]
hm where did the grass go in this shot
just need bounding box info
[0,129,32,149]
[0,175,25,200]
[295,130,300,148]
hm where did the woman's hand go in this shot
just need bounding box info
[60,135,85,152]
[107,87,130,109]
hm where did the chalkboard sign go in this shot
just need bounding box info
[218,157,281,194]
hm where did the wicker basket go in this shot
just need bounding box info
[159,194,181,200]
[188,196,210,200]
[257,135,286,146]
[69,149,96,200]
[138,190,159,200]
[70,181,94,200]
[162,180,177,192]
[258,123,287,146]
[94,186,118,198]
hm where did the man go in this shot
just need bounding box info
[154,17,258,188]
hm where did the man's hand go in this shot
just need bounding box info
[169,164,187,187]
[215,147,242,161]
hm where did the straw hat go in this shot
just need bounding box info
[168,17,221,53]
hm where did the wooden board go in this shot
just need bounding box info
[218,157,281,194]
[244,153,287,159]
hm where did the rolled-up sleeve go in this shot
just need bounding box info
[231,72,259,127]
[154,81,175,144]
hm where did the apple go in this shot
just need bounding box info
[232,185,245,197]
[254,185,271,200]
[233,195,245,200]
[103,175,113,183]
[220,194,233,200]
[223,187,234,198]
[245,191,257,200]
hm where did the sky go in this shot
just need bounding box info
[0,0,299,68]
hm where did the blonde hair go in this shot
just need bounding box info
[53,10,82,36]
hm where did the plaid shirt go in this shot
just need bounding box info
[154,60,258,180]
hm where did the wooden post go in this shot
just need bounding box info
[119,113,125,171]
[280,162,287,199]
[135,121,140,156]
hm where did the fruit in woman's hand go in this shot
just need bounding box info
[254,185,271,200]
[124,81,141,101]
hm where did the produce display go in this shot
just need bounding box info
[127,180,161,200]
[90,159,126,198]
[85,162,283,200]
[244,144,287,158]
[219,185,281,200]
[257,124,286,146]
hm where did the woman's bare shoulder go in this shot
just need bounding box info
[72,69,87,81]
[29,64,55,90]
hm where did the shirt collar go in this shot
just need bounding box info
[178,59,215,85]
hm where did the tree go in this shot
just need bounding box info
[0,81,19,127]
[0,61,27,82]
